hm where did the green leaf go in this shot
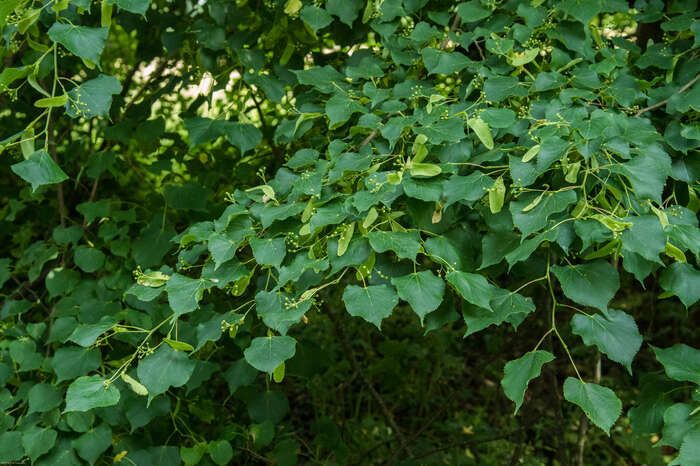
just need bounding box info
[28,382,63,413]
[522,144,540,163]
[181,444,207,466]
[628,374,676,434]
[510,190,577,237]
[35,93,68,108]
[463,288,535,336]
[11,149,68,192]
[273,362,285,383]
[255,290,310,335]
[615,148,671,203]
[403,176,442,201]
[659,263,700,308]
[73,423,112,465]
[325,0,362,26]
[223,358,258,394]
[571,309,642,373]
[165,273,209,316]
[391,271,445,324]
[661,403,700,448]
[652,344,700,385]
[51,346,101,382]
[300,5,333,31]
[671,431,700,466]
[164,338,194,352]
[136,270,170,287]
[184,117,224,147]
[563,377,622,434]
[47,23,108,63]
[73,246,106,273]
[249,237,286,268]
[621,215,665,264]
[501,350,555,414]
[409,162,442,178]
[22,426,57,463]
[421,48,472,74]
[110,0,150,15]
[483,76,527,102]
[0,432,24,463]
[480,108,516,128]
[277,254,328,288]
[442,172,493,207]
[467,117,494,150]
[446,271,497,311]
[367,230,422,261]
[342,284,398,329]
[220,122,262,154]
[66,74,122,119]
[325,93,365,129]
[456,1,491,22]
[46,267,80,297]
[414,118,466,144]
[337,222,354,256]
[184,118,261,152]
[293,65,344,94]
[509,48,539,67]
[551,260,619,312]
[67,316,117,347]
[121,372,148,396]
[488,176,505,213]
[65,375,121,412]
[309,200,347,231]
[208,440,234,466]
[244,335,297,374]
[136,345,196,403]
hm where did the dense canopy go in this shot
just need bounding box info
[0,0,699,464]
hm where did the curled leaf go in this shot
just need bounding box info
[409,162,442,177]
[337,222,355,257]
[488,176,506,214]
[34,94,68,108]
[522,144,540,162]
[121,373,148,396]
[467,117,494,150]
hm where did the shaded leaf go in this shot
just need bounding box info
[342,284,398,329]
[502,350,555,413]
[11,150,68,192]
[563,377,621,434]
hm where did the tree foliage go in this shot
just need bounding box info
[1,0,699,464]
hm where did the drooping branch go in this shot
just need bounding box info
[635,74,700,117]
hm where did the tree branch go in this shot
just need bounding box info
[635,74,700,117]
[440,13,462,50]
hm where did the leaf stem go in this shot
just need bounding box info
[635,73,700,117]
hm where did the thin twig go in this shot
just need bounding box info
[635,74,700,116]
[88,177,99,203]
[359,129,378,147]
[440,13,462,49]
